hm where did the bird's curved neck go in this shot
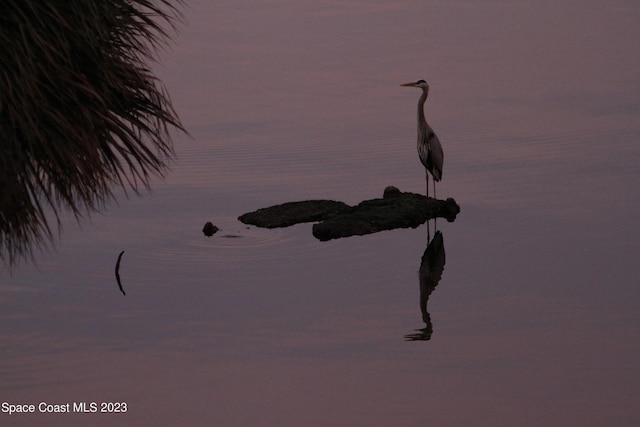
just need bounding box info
[417,88,429,125]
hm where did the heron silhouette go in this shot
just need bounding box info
[401,80,443,198]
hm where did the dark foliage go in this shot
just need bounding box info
[0,1,186,265]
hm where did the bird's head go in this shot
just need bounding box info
[401,79,429,90]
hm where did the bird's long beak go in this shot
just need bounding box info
[400,82,416,87]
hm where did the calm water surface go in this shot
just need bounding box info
[2,1,639,425]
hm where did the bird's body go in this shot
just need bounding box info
[401,80,443,198]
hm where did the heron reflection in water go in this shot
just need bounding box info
[405,225,445,341]
[401,80,443,198]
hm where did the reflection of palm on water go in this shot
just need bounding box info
[405,225,445,341]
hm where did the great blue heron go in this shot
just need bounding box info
[401,80,443,198]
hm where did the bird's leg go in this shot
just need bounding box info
[425,170,429,198]
[433,180,436,200]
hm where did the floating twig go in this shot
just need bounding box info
[115,250,126,296]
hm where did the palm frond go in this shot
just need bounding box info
[0,0,186,266]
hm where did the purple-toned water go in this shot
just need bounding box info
[2,1,639,425]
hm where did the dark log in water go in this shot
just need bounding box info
[238,186,460,241]
[238,200,351,228]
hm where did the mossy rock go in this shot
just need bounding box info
[313,192,459,241]
[238,187,460,241]
[238,200,351,228]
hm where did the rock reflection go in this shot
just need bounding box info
[405,225,445,341]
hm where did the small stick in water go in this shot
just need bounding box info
[115,250,126,296]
